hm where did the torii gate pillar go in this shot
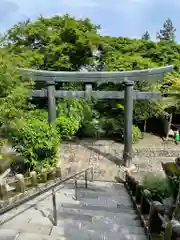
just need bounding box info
[123,80,134,167]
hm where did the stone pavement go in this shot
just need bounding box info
[60,135,180,182]
[0,180,147,240]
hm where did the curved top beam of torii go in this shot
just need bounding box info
[20,65,174,83]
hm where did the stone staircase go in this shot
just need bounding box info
[0,180,148,240]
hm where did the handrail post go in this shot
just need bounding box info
[164,220,180,240]
[90,167,93,182]
[140,190,151,214]
[74,179,78,200]
[52,188,57,226]
[148,201,165,235]
[85,170,88,188]
[170,220,180,240]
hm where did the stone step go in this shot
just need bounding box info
[42,207,140,225]
[61,187,130,200]
[0,180,147,240]
[50,225,147,240]
[63,181,125,192]
[0,228,147,240]
[0,218,145,236]
[59,202,135,214]
[0,221,52,235]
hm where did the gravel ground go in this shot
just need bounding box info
[60,134,180,182]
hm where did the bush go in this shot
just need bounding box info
[142,173,172,202]
[132,125,142,143]
[100,117,124,138]
[56,115,80,139]
[24,109,48,121]
[9,117,60,172]
[0,49,32,127]
[57,98,91,124]
[79,118,100,137]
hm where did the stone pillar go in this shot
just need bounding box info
[47,80,56,127]
[123,80,134,167]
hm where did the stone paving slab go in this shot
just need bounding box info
[60,137,180,181]
[0,229,19,240]
[50,226,147,240]
[0,222,52,235]
[16,232,66,240]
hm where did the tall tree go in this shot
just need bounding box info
[156,18,176,41]
[4,14,102,71]
[142,31,150,40]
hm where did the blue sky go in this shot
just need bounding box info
[0,0,180,41]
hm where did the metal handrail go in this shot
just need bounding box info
[0,167,93,225]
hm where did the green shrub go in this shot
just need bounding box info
[57,99,91,124]
[0,138,8,151]
[56,115,80,139]
[79,119,100,137]
[132,125,142,143]
[9,117,59,172]
[142,173,172,202]
[0,50,33,127]
[24,109,48,121]
[100,117,124,138]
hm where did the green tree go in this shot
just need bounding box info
[156,18,176,41]
[4,14,102,71]
[142,31,151,40]
[0,49,32,128]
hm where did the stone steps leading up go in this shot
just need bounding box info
[0,181,148,240]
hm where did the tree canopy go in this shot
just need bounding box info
[156,18,176,41]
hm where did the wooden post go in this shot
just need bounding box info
[135,184,143,204]
[140,189,151,214]
[0,183,7,199]
[148,201,165,234]
[168,220,180,240]
[40,169,48,183]
[30,171,38,186]
[15,174,25,193]
[47,80,56,127]
[56,167,62,178]
[123,80,134,167]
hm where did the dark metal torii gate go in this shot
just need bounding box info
[20,65,173,167]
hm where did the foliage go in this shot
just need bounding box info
[142,173,172,202]
[56,98,91,124]
[0,49,32,128]
[100,117,124,138]
[142,31,151,40]
[156,18,176,41]
[56,115,79,139]
[79,118,100,138]
[8,117,59,172]
[0,139,8,154]
[5,15,102,71]
[132,125,142,143]
[56,98,92,139]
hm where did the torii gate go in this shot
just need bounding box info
[20,65,174,167]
